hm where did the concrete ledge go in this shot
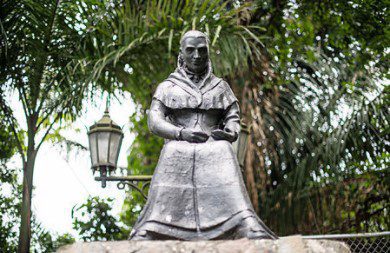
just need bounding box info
[56,236,350,253]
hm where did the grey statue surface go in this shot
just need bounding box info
[130,30,277,240]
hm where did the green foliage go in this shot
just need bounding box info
[0,112,19,252]
[52,233,76,250]
[72,197,128,241]
[0,0,91,125]
[0,168,20,252]
[236,0,390,235]
[0,123,15,160]
[30,224,75,253]
[253,53,389,234]
[296,0,388,71]
[254,0,388,88]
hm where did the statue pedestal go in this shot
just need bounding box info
[56,236,350,253]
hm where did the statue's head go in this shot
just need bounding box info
[179,30,210,74]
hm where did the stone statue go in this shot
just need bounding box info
[130,30,277,240]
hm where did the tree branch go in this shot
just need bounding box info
[36,112,62,151]
[36,100,60,131]
[17,85,30,117]
[36,81,54,116]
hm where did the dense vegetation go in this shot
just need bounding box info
[0,0,388,251]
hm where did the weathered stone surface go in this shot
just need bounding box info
[56,236,350,253]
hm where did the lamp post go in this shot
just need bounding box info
[88,108,152,198]
[88,109,250,198]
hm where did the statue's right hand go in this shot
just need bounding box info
[180,128,209,143]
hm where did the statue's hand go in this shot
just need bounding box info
[181,128,209,143]
[211,129,238,142]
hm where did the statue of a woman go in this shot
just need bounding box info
[130,30,276,240]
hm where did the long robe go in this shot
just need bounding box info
[130,67,276,240]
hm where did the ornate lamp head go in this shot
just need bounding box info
[88,108,123,179]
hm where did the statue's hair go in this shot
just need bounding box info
[180,30,210,47]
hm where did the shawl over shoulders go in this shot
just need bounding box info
[152,73,238,110]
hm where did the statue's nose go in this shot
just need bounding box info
[193,50,200,59]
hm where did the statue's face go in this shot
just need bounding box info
[180,37,209,74]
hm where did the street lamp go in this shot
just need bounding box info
[88,108,152,197]
[88,108,124,187]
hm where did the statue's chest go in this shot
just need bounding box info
[165,84,231,110]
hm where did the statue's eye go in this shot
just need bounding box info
[199,47,208,54]
[186,47,194,53]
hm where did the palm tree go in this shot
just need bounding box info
[1,0,108,251]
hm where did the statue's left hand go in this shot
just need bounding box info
[211,129,238,142]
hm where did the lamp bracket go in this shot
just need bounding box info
[94,175,152,199]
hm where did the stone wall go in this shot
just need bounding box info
[57,236,350,253]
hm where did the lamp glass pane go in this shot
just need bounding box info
[97,132,110,164]
[89,132,98,166]
[108,132,122,165]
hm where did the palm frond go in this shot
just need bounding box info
[244,49,389,234]
[75,0,265,104]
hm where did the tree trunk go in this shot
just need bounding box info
[18,148,37,253]
[18,114,38,253]
[238,81,260,213]
[245,138,259,213]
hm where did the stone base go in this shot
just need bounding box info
[56,236,350,253]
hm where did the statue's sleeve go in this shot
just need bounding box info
[222,102,241,136]
[148,98,182,140]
